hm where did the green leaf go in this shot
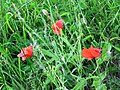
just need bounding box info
[2,85,13,90]
[41,49,58,59]
[83,35,94,41]
[46,73,59,88]
[96,84,107,90]
[6,12,14,32]
[79,0,88,9]
[72,78,86,90]
[96,58,103,66]
[86,76,99,80]
[112,45,120,52]
[92,79,101,88]
[92,72,107,90]
[0,46,4,54]
[102,43,112,61]
[61,37,75,51]
[60,12,69,17]
[99,72,106,81]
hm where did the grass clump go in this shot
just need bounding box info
[0,0,120,89]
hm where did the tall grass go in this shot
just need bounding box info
[0,0,120,89]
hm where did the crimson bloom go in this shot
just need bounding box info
[52,19,63,35]
[82,45,102,61]
[17,45,33,61]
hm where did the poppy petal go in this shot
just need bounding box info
[82,48,94,59]
[22,57,26,61]
[17,52,24,57]
[25,48,33,57]
[51,19,63,35]
[89,45,101,58]
[18,45,33,61]
[90,45,101,53]
[55,19,63,29]
[52,24,61,35]
[88,58,93,61]
[94,48,102,53]
[90,50,101,58]
[81,45,102,60]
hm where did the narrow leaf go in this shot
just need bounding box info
[72,78,86,90]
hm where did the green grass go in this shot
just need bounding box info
[0,0,120,90]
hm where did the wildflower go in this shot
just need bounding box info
[17,45,33,61]
[82,45,101,61]
[52,19,63,35]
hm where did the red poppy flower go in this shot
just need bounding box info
[82,45,101,61]
[17,45,33,61]
[52,19,63,35]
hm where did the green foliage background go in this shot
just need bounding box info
[0,0,120,89]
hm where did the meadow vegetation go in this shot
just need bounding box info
[0,0,120,89]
